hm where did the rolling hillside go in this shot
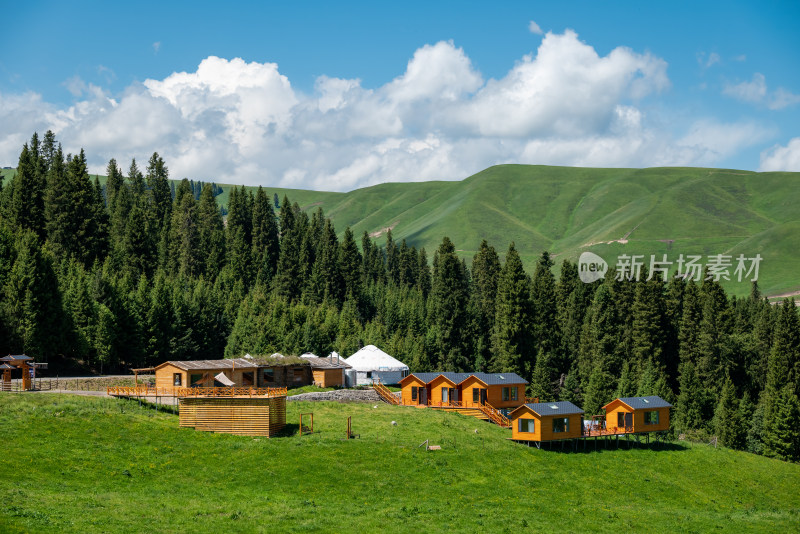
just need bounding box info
[228,165,800,298]
[3,165,799,296]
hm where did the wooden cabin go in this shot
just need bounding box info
[510,401,585,442]
[398,372,528,412]
[399,374,429,405]
[602,396,672,433]
[154,358,312,391]
[300,354,351,387]
[459,373,525,411]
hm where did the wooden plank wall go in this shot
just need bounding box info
[179,396,287,437]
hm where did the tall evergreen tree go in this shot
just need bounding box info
[251,186,280,285]
[490,242,534,377]
[427,237,471,371]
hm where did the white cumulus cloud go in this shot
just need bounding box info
[759,138,800,171]
[0,30,780,191]
[723,72,800,110]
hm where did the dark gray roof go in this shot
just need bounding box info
[616,396,673,410]
[471,372,528,385]
[404,371,528,385]
[520,401,584,417]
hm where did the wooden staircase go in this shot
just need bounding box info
[371,380,400,405]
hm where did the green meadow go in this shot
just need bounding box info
[1,393,798,533]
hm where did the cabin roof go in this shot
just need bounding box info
[401,371,528,386]
[300,355,351,370]
[607,396,673,410]
[515,401,584,418]
[158,359,260,371]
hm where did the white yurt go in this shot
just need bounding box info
[342,345,409,386]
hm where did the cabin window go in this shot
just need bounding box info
[402,370,409,378]
[173,373,182,386]
[644,410,659,425]
[473,388,479,403]
[263,369,274,382]
[618,412,625,428]
[518,418,534,433]
[510,387,518,401]
[553,417,570,433]
[441,388,449,402]
[411,387,418,401]
[366,371,372,379]
[190,373,204,386]
[293,368,304,382]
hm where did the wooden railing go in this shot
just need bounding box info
[427,400,463,408]
[371,380,400,405]
[107,386,288,398]
[477,402,511,427]
[583,424,634,437]
[525,397,539,404]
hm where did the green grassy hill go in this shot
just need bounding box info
[1,394,798,533]
[4,164,799,296]
[243,165,800,297]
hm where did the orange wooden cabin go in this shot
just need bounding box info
[300,354,351,387]
[398,372,528,412]
[510,401,585,442]
[602,396,672,434]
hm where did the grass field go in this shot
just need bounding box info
[1,394,798,533]
[3,164,800,296]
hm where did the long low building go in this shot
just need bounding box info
[154,357,312,390]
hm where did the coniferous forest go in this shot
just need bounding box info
[1,132,799,461]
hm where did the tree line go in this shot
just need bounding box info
[0,132,798,461]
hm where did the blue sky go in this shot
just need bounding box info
[1,1,798,190]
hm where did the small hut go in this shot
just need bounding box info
[510,401,584,442]
[179,394,287,437]
[301,352,351,387]
[602,396,672,433]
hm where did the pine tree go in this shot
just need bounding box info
[273,196,302,300]
[146,152,172,233]
[530,349,556,401]
[339,227,363,299]
[168,179,200,277]
[675,361,705,431]
[196,184,226,279]
[10,141,46,238]
[531,251,558,357]
[714,376,746,450]
[251,186,280,285]
[490,242,534,376]
[762,385,800,461]
[416,247,431,299]
[427,237,471,371]
[471,240,500,372]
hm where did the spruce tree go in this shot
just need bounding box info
[531,251,558,357]
[427,236,471,371]
[251,186,280,285]
[339,227,363,299]
[146,152,172,232]
[490,242,534,377]
[715,376,746,450]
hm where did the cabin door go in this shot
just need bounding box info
[480,389,487,406]
[624,412,633,429]
[420,388,427,405]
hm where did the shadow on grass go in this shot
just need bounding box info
[516,438,690,454]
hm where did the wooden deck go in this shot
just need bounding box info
[107,386,288,398]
